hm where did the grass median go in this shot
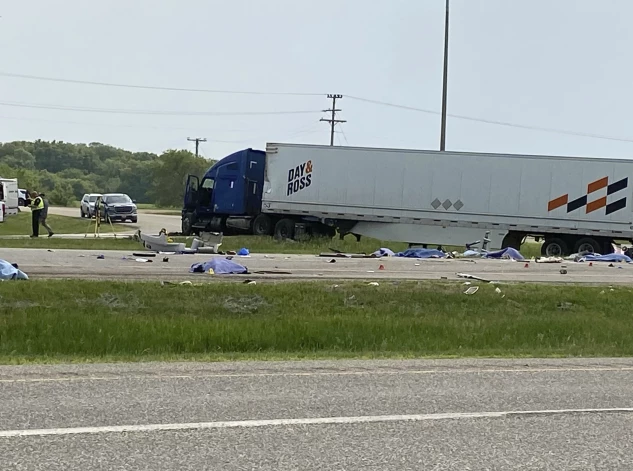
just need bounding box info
[0,232,543,258]
[0,280,630,364]
[0,212,126,236]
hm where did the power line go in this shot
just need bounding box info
[345,95,633,144]
[3,67,633,144]
[0,71,323,96]
[0,114,257,133]
[0,114,326,144]
[0,100,321,117]
[339,125,350,146]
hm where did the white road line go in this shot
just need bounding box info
[2,408,633,438]
[2,366,633,384]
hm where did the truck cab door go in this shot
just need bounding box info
[212,177,238,214]
[183,175,199,210]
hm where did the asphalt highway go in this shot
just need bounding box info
[1,358,632,470]
[0,246,630,283]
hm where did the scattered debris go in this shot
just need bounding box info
[370,248,395,258]
[557,302,574,311]
[495,287,502,294]
[536,257,563,263]
[320,252,366,258]
[560,268,568,274]
[464,286,479,295]
[0,259,28,280]
[457,273,491,283]
[162,257,169,263]
[328,259,337,263]
[97,254,104,259]
[160,280,198,287]
[133,252,156,258]
[368,282,380,286]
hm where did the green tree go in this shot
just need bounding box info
[48,181,75,206]
[151,150,211,207]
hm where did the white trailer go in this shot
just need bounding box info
[262,143,633,256]
[0,178,20,217]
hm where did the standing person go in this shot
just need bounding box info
[39,192,54,238]
[29,191,44,238]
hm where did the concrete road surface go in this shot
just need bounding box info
[48,206,181,235]
[1,358,633,470]
[0,247,631,283]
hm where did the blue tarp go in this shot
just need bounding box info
[483,247,525,261]
[0,259,28,280]
[395,249,447,259]
[581,253,633,263]
[190,258,248,274]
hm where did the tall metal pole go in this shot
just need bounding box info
[439,0,449,151]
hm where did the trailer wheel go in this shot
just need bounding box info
[573,237,601,255]
[541,238,569,257]
[252,214,273,236]
[274,218,295,240]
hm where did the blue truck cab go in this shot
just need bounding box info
[181,148,267,235]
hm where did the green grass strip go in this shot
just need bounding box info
[0,280,630,363]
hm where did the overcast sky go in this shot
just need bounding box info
[1,0,632,160]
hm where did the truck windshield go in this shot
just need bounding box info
[106,195,131,204]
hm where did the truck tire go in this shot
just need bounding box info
[182,213,194,236]
[252,214,273,236]
[541,237,569,257]
[573,237,601,255]
[274,218,295,240]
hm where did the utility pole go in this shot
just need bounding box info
[439,0,450,151]
[320,94,346,146]
[187,137,207,157]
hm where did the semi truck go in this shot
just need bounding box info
[182,143,633,256]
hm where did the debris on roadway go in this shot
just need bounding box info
[0,259,28,280]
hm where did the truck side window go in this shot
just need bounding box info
[200,178,214,206]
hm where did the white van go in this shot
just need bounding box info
[0,178,19,216]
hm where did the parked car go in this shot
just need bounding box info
[101,193,138,223]
[80,193,103,218]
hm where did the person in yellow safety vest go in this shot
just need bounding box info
[29,191,44,238]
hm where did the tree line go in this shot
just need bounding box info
[0,140,216,207]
